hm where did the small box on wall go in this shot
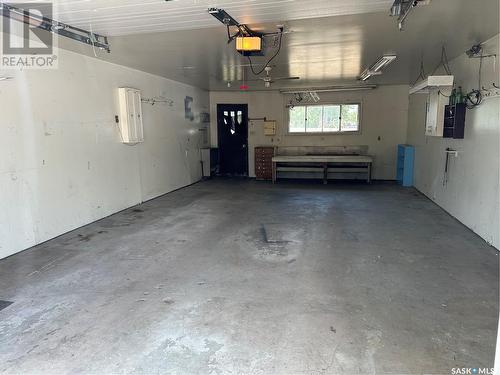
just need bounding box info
[264,120,277,136]
[200,112,210,123]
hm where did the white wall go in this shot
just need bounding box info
[210,85,409,180]
[0,47,209,259]
[406,34,500,249]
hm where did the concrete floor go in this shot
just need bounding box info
[0,179,498,374]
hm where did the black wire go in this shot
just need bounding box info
[464,49,486,109]
[247,31,283,76]
[466,89,483,109]
[478,49,483,89]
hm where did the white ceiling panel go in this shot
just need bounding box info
[12,0,499,91]
[27,0,393,36]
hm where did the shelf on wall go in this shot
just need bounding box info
[409,75,454,95]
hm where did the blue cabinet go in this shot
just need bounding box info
[396,145,415,187]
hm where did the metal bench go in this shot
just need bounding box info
[272,155,373,184]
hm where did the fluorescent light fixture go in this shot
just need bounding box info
[371,55,397,71]
[280,84,377,94]
[358,70,382,81]
[358,55,397,81]
[309,92,320,102]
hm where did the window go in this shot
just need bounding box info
[288,104,360,133]
[223,110,243,135]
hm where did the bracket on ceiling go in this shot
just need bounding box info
[208,8,261,44]
[390,0,431,31]
[0,3,111,53]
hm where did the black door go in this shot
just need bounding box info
[217,104,248,176]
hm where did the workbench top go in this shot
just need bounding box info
[272,155,373,163]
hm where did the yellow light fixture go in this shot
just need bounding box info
[236,36,262,52]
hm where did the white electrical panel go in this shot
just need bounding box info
[425,88,450,137]
[118,87,144,143]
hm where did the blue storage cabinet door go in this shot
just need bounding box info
[396,145,405,184]
[403,146,415,186]
[396,145,415,187]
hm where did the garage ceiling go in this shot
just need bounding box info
[45,0,500,90]
[47,0,393,36]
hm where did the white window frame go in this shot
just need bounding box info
[286,102,362,135]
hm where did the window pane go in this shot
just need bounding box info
[341,104,359,132]
[323,105,340,132]
[306,106,322,133]
[289,106,306,132]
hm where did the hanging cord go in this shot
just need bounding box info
[431,46,452,75]
[411,56,427,86]
[466,49,484,109]
[465,90,482,109]
[247,31,283,76]
[478,48,483,90]
[438,90,452,98]
[412,47,452,86]
[442,46,452,74]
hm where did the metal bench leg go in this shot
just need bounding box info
[323,163,328,184]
